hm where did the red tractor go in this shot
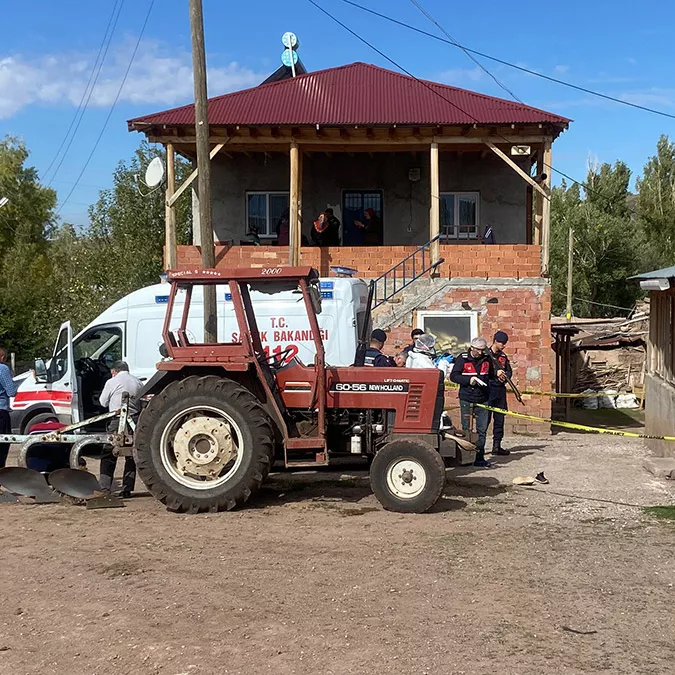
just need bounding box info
[134,266,463,514]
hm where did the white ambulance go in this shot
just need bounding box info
[11,278,369,433]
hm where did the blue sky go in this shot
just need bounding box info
[2,0,674,227]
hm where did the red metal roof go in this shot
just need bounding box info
[128,62,570,130]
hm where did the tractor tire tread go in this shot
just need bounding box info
[135,375,274,513]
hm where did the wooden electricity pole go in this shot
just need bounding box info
[189,0,217,343]
[566,227,574,322]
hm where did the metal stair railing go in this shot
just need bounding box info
[372,235,444,308]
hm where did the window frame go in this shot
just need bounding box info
[415,310,479,354]
[245,191,290,239]
[439,191,480,240]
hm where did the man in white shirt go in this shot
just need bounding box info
[99,361,142,497]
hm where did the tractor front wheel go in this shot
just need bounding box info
[134,375,275,513]
[370,439,446,513]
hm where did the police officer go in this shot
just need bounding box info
[450,337,493,467]
[487,330,512,456]
[364,329,395,367]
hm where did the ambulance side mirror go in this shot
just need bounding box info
[34,359,49,384]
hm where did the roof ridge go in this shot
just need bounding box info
[128,62,372,125]
[356,62,569,119]
[128,61,571,128]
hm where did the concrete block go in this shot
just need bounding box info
[642,457,675,479]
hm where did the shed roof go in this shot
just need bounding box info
[128,62,570,131]
[629,265,675,281]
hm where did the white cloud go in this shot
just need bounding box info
[0,39,266,119]
[554,65,569,74]
[619,89,675,108]
[436,67,484,86]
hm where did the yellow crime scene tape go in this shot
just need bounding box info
[468,403,675,442]
[445,383,628,398]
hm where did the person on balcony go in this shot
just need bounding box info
[311,208,341,246]
[354,208,383,246]
[275,208,290,246]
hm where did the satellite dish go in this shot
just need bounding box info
[282,31,298,49]
[281,50,299,67]
[145,157,165,188]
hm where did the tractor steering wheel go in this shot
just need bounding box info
[265,347,296,370]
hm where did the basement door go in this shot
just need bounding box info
[342,190,383,246]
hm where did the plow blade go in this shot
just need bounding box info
[48,469,124,509]
[0,467,61,503]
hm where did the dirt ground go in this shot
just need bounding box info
[1,431,674,675]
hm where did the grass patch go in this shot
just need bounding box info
[643,505,675,521]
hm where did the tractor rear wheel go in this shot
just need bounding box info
[134,375,275,513]
[370,439,446,513]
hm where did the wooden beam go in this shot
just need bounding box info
[534,149,544,245]
[271,127,280,138]
[541,139,552,276]
[297,148,303,258]
[164,143,177,270]
[484,142,548,198]
[289,141,301,266]
[148,134,553,147]
[168,142,226,207]
[430,142,440,265]
[248,127,260,138]
[366,128,375,139]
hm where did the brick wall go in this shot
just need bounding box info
[382,285,553,436]
[176,244,542,279]
[176,243,551,437]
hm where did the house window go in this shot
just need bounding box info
[342,190,383,246]
[416,310,479,355]
[246,192,289,238]
[440,192,479,240]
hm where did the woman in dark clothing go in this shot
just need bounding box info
[276,208,290,246]
[354,208,383,245]
[311,208,341,247]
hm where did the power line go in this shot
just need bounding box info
[407,0,523,103]
[337,0,675,121]
[57,0,155,215]
[307,0,650,222]
[43,0,125,184]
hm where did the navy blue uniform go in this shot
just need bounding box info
[450,352,493,462]
[487,350,512,448]
[364,347,394,367]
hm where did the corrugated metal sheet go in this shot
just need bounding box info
[128,62,570,129]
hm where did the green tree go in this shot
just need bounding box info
[0,137,58,363]
[636,135,675,267]
[550,162,643,317]
[49,142,193,337]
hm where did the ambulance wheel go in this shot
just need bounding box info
[134,375,275,513]
[24,412,58,434]
[370,440,446,513]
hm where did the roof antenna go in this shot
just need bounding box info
[281,32,299,77]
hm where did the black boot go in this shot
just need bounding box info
[492,444,510,456]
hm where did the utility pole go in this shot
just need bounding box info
[566,227,574,322]
[189,0,217,343]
